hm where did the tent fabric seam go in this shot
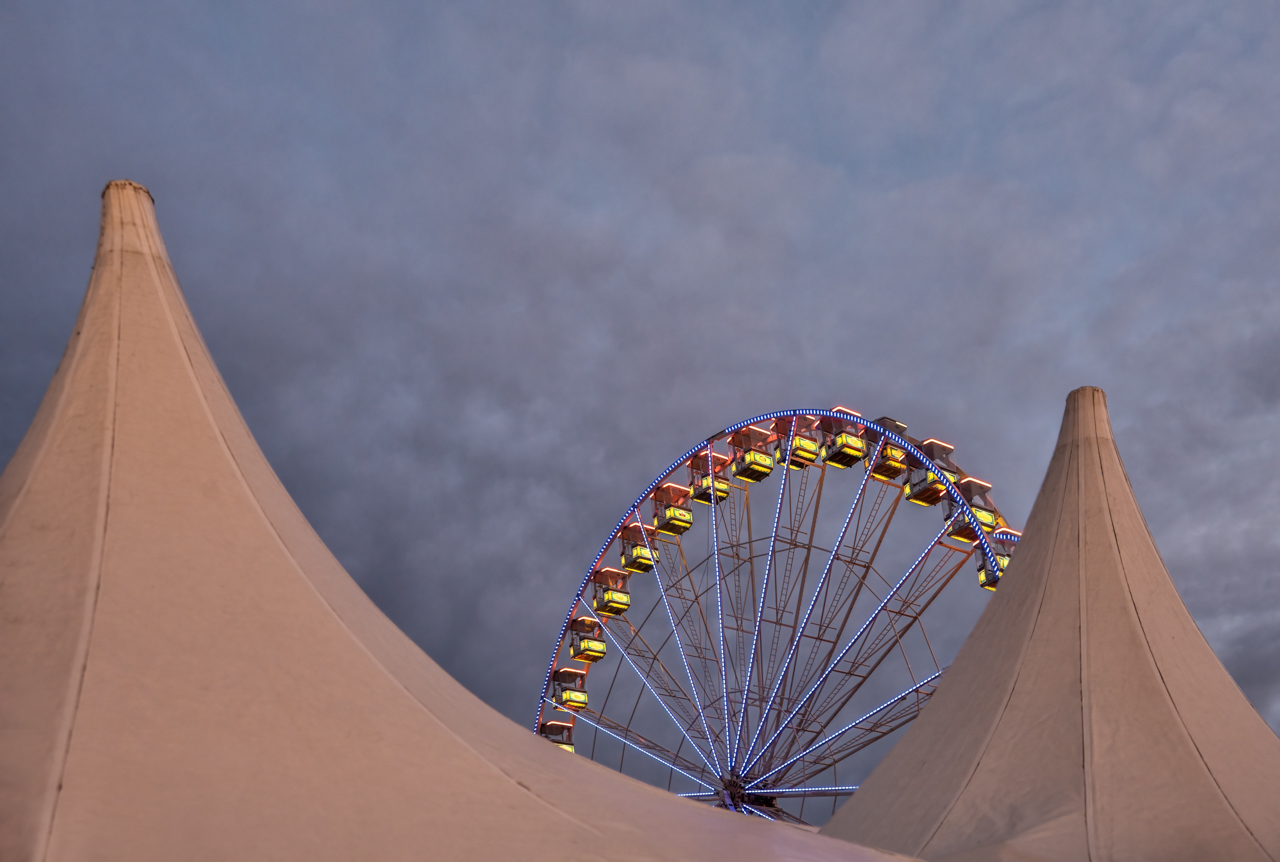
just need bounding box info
[39,202,127,862]
[142,209,599,838]
[1095,434,1273,862]
[918,442,1070,858]
[1078,430,1096,861]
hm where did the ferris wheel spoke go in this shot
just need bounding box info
[800,483,897,688]
[742,516,955,777]
[632,513,728,779]
[777,501,897,754]
[763,785,862,798]
[754,483,824,765]
[734,415,796,770]
[586,606,723,776]
[740,436,886,769]
[754,803,813,825]
[789,544,969,751]
[746,670,943,790]
[770,684,938,789]
[537,408,1018,820]
[603,614,723,745]
[547,702,718,790]
[741,804,776,821]
[707,441,736,771]
[718,484,754,726]
[759,462,813,692]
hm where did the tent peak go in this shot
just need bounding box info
[101,179,152,201]
[0,183,908,862]
[1067,384,1106,400]
[822,386,1280,861]
[94,179,169,263]
[1060,384,1113,443]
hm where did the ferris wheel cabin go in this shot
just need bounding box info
[552,667,589,710]
[904,439,960,506]
[689,450,731,503]
[620,523,658,573]
[539,720,575,753]
[591,567,632,617]
[867,417,910,481]
[569,616,607,663]
[652,482,694,535]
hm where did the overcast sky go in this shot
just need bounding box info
[2,0,1278,753]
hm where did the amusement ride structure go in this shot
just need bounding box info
[535,408,1020,824]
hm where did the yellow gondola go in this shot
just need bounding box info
[947,514,980,544]
[775,436,819,469]
[732,449,774,483]
[571,634,607,663]
[977,542,1013,591]
[690,474,730,504]
[552,667,589,710]
[622,544,654,573]
[904,468,957,507]
[971,505,998,531]
[870,443,908,481]
[594,587,631,616]
[979,562,1001,591]
[540,720,574,752]
[654,504,693,535]
[554,688,588,710]
[821,431,867,468]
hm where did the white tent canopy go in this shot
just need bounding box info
[0,181,910,861]
[822,386,1280,861]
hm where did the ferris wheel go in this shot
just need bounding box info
[534,408,1020,825]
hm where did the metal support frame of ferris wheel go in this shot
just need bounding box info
[536,409,1012,820]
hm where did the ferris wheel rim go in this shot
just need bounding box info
[534,407,1018,821]
[533,407,1004,735]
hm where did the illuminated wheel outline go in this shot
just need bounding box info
[534,408,1019,825]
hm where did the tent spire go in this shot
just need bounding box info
[0,183,904,861]
[822,386,1280,861]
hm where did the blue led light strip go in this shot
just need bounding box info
[739,435,885,769]
[542,699,716,791]
[766,784,860,795]
[633,511,725,779]
[579,603,722,777]
[708,440,732,774]
[733,415,796,770]
[745,669,943,790]
[742,515,958,777]
[533,410,1001,745]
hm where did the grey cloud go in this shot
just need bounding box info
[2,0,1279,793]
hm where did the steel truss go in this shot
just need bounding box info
[536,409,1017,825]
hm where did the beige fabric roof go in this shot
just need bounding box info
[821,386,1280,861]
[0,181,913,861]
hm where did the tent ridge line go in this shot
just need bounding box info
[0,206,120,545]
[1095,431,1274,862]
[1080,408,1098,862]
[919,440,1073,858]
[38,192,131,862]
[135,193,600,842]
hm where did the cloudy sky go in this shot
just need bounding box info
[2,0,1279,754]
